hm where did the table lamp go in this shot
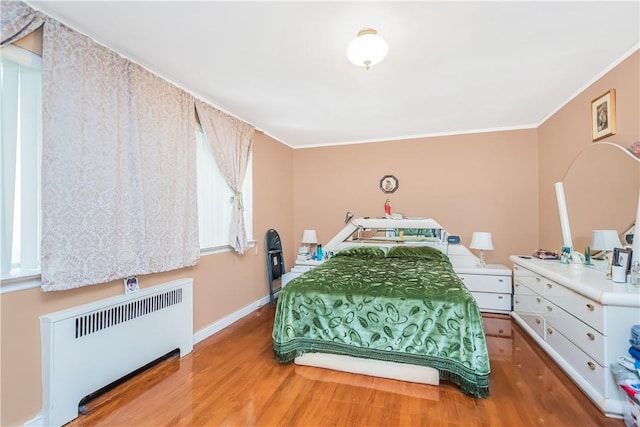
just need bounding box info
[590,229,622,278]
[470,232,493,267]
[301,229,318,257]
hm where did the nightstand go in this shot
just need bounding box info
[455,264,513,314]
[281,259,325,287]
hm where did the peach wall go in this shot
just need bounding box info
[538,51,640,251]
[13,27,43,55]
[293,130,539,266]
[0,132,294,426]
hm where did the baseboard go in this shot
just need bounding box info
[24,413,43,427]
[193,293,271,345]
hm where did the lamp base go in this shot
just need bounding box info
[605,252,613,280]
[477,251,487,268]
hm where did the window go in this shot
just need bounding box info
[196,128,253,252]
[0,45,251,285]
[0,45,42,281]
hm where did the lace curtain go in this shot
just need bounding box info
[195,101,254,253]
[3,2,200,290]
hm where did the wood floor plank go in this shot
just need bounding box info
[66,306,623,426]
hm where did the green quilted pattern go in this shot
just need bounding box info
[272,255,490,398]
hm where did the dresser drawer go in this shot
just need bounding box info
[544,281,604,334]
[543,301,604,365]
[514,292,545,314]
[545,324,605,393]
[513,280,537,296]
[513,265,546,294]
[482,316,512,337]
[459,274,511,293]
[518,312,545,338]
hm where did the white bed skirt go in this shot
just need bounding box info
[294,353,440,385]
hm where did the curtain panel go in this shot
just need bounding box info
[195,101,254,253]
[4,2,200,290]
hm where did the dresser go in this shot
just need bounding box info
[510,255,640,418]
[455,263,513,314]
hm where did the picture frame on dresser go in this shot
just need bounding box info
[613,247,632,273]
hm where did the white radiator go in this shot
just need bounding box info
[40,278,193,427]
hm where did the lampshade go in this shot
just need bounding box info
[301,229,318,245]
[590,230,622,251]
[470,232,494,250]
[346,28,388,70]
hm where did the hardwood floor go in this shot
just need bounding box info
[67,306,623,426]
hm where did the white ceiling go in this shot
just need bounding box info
[27,1,640,148]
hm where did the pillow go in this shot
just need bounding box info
[334,246,387,258]
[386,245,449,262]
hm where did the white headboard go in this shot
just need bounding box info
[323,217,478,265]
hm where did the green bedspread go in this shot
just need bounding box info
[272,247,490,398]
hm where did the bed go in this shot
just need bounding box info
[272,243,490,398]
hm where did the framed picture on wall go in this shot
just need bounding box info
[380,175,398,193]
[591,89,616,141]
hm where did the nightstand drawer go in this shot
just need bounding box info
[282,272,303,287]
[458,274,511,293]
[471,291,511,312]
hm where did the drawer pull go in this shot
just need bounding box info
[535,318,541,324]
[498,295,503,299]
[586,303,595,311]
[587,362,596,371]
[515,299,520,304]
[546,283,552,289]
[498,279,504,283]
[547,306,553,312]
[547,328,553,334]
[514,266,519,271]
[587,333,595,341]
[536,277,540,282]
[498,329,504,334]
[536,297,542,303]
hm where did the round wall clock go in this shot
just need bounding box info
[380,175,398,193]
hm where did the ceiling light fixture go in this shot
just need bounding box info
[346,28,388,70]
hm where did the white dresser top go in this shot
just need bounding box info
[510,255,640,308]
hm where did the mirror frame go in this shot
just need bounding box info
[555,142,640,264]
